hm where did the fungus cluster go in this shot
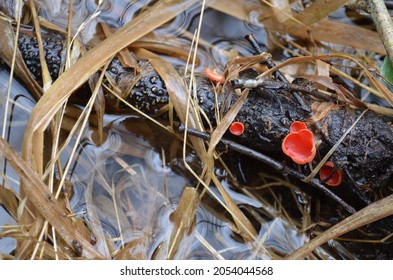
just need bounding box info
[281,121,343,186]
[319,161,343,187]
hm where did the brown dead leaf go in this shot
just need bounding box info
[270,0,292,23]
[208,0,385,54]
[100,23,140,72]
[284,0,350,31]
[28,0,52,90]
[168,187,199,259]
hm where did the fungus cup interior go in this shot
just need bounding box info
[282,129,316,165]
[229,121,245,136]
[319,161,343,186]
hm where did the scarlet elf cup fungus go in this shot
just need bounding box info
[229,122,245,136]
[319,161,343,187]
[282,122,316,165]
[205,68,225,84]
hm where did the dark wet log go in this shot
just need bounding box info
[2,26,393,209]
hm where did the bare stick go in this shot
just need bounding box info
[245,33,288,82]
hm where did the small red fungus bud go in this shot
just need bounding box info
[205,68,225,84]
[319,161,343,187]
[290,121,308,133]
[282,129,316,165]
[229,122,245,136]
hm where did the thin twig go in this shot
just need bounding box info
[2,0,22,140]
[231,77,337,103]
[245,34,288,82]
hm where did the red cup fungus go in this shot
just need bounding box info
[319,161,343,187]
[229,121,245,136]
[290,121,308,133]
[282,121,316,165]
[205,68,225,84]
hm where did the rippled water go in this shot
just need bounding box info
[0,66,36,254]
[0,0,310,259]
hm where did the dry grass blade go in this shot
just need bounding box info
[131,41,193,63]
[262,0,307,29]
[21,0,199,173]
[1,4,22,140]
[286,193,393,259]
[203,89,257,242]
[28,61,110,259]
[0,137,103,259]
[168,187,199,259]
[308,20,385,54]
[0,18,43,100]
[85,177,111,258]
[284,0,350,30]
[18,0,199,253]
[227,54,270,70]
[134,48,207,159]
[28,0,52,90]
[369,0,393,66]
[258,53,393,107]
[270,0,292,23]
[304,109,367,182]
[88,75,106,145]
[207,89,249,156]
[195,231,225,260]
[0,253,15,260]
[207,0,253,22]
[211,174,257,243]
[208,0,385,54]
[100,23,140,71]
